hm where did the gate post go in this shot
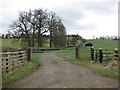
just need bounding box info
[99,48,103,63]
[75,47,79,60]
[91,47,94,61]
[95,50,98,61]
[27,48,31,62]
[114,48,119,60]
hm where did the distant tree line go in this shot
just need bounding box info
[1,9,86,47]
[67,34,85,46]
[1,32,84,47]
[6,8,67,47]
[96,36,119,40]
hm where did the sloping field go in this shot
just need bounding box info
[86,39,118,49]
[1,39,21,47]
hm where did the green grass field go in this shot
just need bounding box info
[1,39,119,80]
[1,38,50,48]
[56,39,119,79]
[87,39,118,49]
[1,38,118,48]
[1,39,21,47]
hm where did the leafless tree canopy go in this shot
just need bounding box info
[10,8,67,47]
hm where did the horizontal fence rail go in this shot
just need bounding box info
[31,47,70,53]
[30,47,72,60]
[90,48,119,63]
[1,51,28,76]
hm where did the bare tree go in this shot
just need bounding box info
[10,8,67,47]
[34,9,49,47]
[10,12,32,46]
[10,9,49,47]
[48,12,58,47]
[52,19,67,47]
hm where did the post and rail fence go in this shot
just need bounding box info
[1,50,29,76]
[90,48,119,63]
[2,47,118,76]
[27,47,120,63]
[1,46,118,77]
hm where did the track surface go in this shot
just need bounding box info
[4,53,118,88]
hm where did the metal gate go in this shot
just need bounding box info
[30,47,76,61]
[31,48,59,60]
[58,47,76,60]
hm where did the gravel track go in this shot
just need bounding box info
[4,53,118,88]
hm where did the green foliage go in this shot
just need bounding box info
[71,34,82,45]
[76,40,81,45]
[2,61,40,85]
[67,34,83,46]
[42,39,50,47]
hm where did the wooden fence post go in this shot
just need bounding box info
[91,47,94,61]
[99,48,103,63]
[27,48,31,62]
[95,50,98,61]
[114,48,119,60]
[75,47,79,60]
[2,50,28,76]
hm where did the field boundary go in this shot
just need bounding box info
[89,48,119,63]
[1,51,29,76]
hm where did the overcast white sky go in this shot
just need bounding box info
[0,0,118,39]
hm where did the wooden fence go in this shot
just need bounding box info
[1,51,28,76]
[90,48,119,63]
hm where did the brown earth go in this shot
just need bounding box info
[3,53,118,88]
[106,60,118,69]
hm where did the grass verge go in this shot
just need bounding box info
[2,61,40,85]
[56,47,119,80]
[67,60,119,79]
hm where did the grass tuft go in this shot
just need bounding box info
[51,61,58,64]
